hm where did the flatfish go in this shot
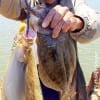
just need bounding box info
[25,0,77,99]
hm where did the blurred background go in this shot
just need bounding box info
[0,0,100,84]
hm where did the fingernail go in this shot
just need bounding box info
[42,22,47,28]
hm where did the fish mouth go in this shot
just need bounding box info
[25,23,37,39]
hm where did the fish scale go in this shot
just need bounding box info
[25,0,77,99]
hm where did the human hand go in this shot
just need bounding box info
[42,5,84,38]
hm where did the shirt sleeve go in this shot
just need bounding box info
[0,0,29,19]
[70,0,100,43]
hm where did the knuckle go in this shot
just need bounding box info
[48,8,56,17]
[67,11,73,16]
[55,5,62,8]
[63,6,69,11]
[62,22,70,32]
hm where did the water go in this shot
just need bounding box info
[0,15,100,85]
[78,39,100,84]
[0,16,20,80]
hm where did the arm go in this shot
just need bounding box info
[0,0,35,20]
[87,72,94,95]
[70,0,100,43]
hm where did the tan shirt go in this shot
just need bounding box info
[71,0,100,43]
[0,0,25,19]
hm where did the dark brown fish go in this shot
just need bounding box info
[25,0,87,99]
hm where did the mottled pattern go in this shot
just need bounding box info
[37,31,77,99]
[28,2,77,99]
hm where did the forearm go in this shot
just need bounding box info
[0,0,29,19]
[71,0,100,43]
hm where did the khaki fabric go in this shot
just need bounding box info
[0,0,26,19]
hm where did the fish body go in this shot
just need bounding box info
[37,30,76,90]
[37,32,77,99]
[28,3,77,99]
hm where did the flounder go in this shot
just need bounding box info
[25,1,77,99]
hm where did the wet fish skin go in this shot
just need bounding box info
[29,3,77,98]
[37,29,76,92]
[25,1,77,99]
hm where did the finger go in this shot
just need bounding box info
[62,20,71,32]
[62,11,74,32]
[69,17,84,32]
[51,6,69,28]
[68,17,79,32]
[42,8,56,28]
[52,20,64,38]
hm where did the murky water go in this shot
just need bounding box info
[78,39,100,84]
[0,16,100,85]
[0,17,20,80]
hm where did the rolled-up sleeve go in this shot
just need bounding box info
[0,0,26,19]
[70,0,100,43]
